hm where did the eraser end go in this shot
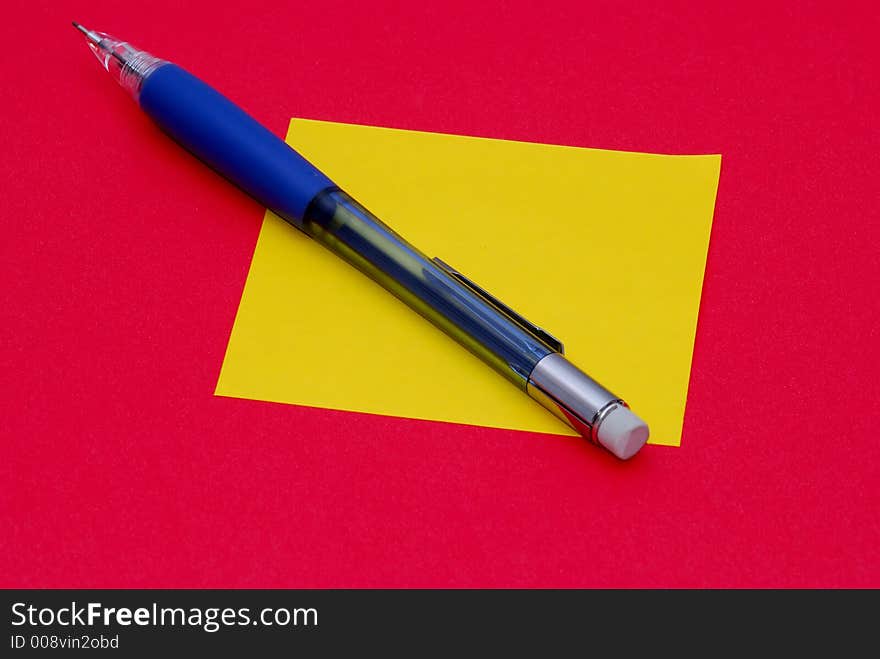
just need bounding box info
[596,405,649,460]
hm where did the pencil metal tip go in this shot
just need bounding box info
[72,21,102,46]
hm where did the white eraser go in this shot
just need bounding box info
[596,406,650,460]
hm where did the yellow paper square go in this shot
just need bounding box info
[216,119,721,446]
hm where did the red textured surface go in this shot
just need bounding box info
[2,1,877,587]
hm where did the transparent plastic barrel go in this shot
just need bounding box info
[301,189,555,389]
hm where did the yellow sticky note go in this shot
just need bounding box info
[216,119,720,446]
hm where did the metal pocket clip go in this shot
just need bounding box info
[431,257,564,354]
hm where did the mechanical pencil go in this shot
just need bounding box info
[73,22,649,459]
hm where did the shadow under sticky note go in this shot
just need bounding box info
[216,119,721,446]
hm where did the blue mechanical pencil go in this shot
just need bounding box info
[73,22,650,459]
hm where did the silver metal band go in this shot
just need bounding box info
[526,352,622,444]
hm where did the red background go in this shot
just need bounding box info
[2,1,877,587]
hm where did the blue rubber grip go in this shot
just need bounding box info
[138,64,334,227]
